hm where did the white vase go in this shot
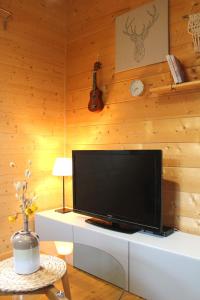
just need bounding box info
[11,230,40,274]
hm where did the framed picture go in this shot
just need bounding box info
[115,0,168,72]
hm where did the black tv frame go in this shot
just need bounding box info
[72,150,173,236]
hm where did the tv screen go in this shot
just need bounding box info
[72,150,162,234]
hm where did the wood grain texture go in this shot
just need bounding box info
[1,0,199,253]
[65,0,200,235]
[0,0,66,254]
[150,80,200,95]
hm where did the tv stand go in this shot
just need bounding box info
[35,210,200,300]
[85,217,140,234]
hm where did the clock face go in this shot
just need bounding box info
[130,80,144,96]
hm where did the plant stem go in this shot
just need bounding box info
[23,214,29,232]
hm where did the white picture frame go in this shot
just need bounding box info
[115,0,168,72]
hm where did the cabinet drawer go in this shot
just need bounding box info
[73,226,128,290]
[129,241,200,300]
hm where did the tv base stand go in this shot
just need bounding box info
[86,217,140,234]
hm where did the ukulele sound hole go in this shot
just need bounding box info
[91,104,97,109]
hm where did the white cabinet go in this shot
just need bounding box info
[35,210,200,300]
[129,240,200,300]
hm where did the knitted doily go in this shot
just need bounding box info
[0,254,66,292]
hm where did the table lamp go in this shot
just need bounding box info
[53,157,72,213]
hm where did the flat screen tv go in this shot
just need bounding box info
[72,150,173,236]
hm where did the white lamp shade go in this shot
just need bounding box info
[52,157,72,176]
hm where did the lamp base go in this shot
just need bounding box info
[55,207,72,214]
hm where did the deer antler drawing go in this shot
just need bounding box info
[123,5,159,62]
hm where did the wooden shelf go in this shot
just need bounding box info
[150,80,200,96]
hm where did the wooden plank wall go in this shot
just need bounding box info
[65,0,200,235]
[0,0,66,254]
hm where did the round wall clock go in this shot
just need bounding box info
[130,80,144,96]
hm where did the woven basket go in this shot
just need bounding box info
[0,254,66,292]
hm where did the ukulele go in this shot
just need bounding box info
[88,61,104,112]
